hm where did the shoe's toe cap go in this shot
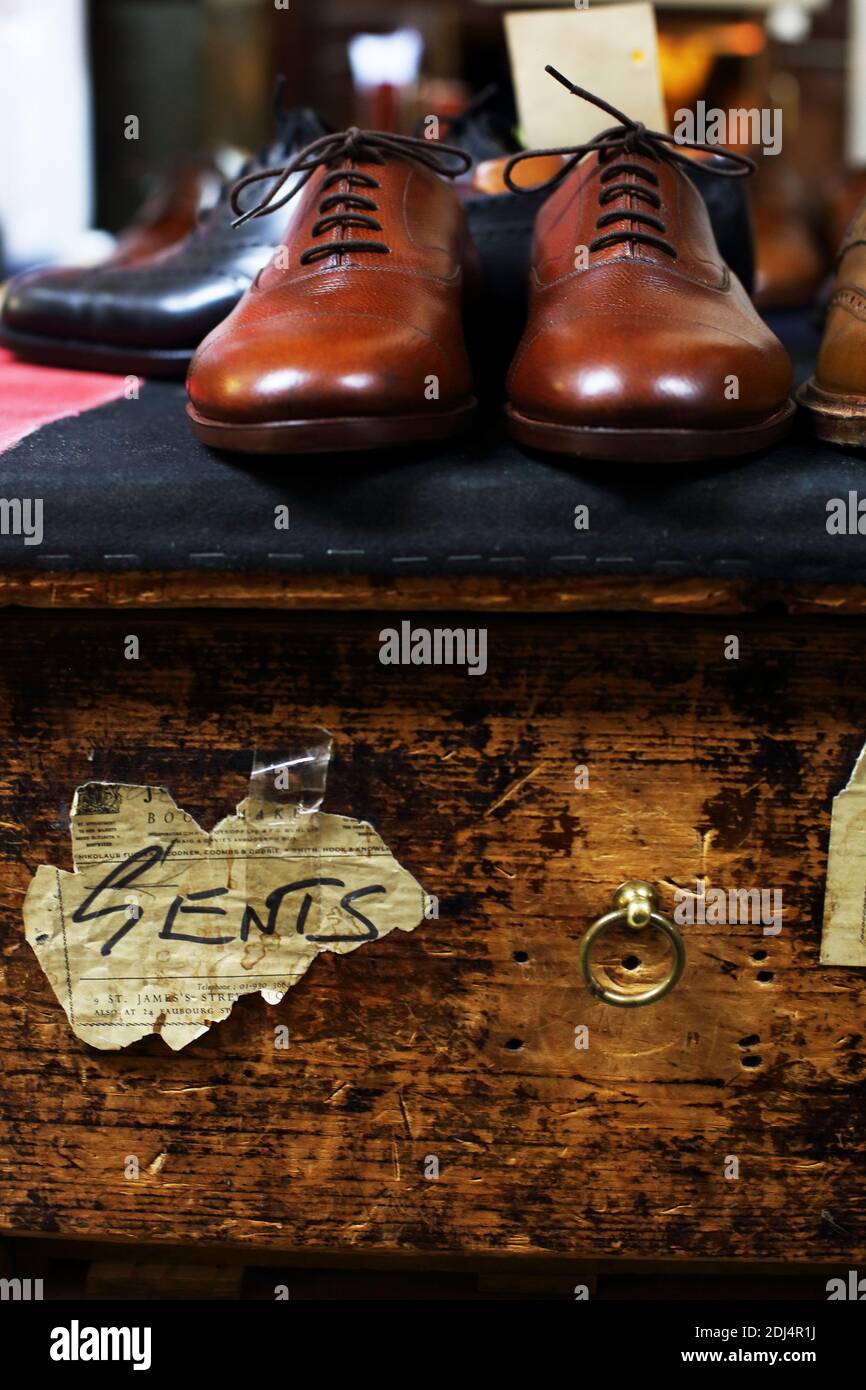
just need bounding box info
[2,266,97,338]
[509,312,792,430]
[187,309,468,424]
[3,262,242,350]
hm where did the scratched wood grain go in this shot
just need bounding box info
[0,608,865,1262]
[6,569,866,615]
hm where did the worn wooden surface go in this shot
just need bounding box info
[4,568,866,615]
[1,608,865,1262]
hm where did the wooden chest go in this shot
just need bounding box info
[1,572,864,1289]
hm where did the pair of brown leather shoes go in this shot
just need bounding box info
[187,70,795,462]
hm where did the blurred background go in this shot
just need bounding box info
[0,0,862,310]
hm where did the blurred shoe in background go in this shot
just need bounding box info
[105,161,226,269]
[0,97,329,377]
[751,170,826,312]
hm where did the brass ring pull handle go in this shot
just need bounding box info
[579,880,685,1007]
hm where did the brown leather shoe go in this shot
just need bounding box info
[750,174,825,313]
[799,195,866,446]
[503,69,795,463]
[186,129,477,453]
[108,160,223,269]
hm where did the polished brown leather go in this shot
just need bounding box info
[472,152,566,197]
[799,194,866,443]
[187,138,476,441]
[813,199,866,397]
[507,149,793,435]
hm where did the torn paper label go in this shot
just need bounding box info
[23,783,427,1050]
[822,744,866,965]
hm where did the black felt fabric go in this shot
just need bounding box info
[0,166,791,585]
[1,310,864,585]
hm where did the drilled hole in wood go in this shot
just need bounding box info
[752,949,768,962]
[504,1038,524,1051]
[513,951,529,964]
[739,1034,760,1048]
[742,1055,762,1068]
[756,971,774,983]
[593,918,671,995]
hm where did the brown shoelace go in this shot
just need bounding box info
[504,66,754,260]
[230,127,472,266]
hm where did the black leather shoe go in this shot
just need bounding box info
[0,104,329,376]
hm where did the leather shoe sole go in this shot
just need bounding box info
[797,378,866,448]
[0,323,192,378]
[187,399,477,454]
[505,400,796,463]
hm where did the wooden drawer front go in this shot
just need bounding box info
[0,609,863,1262]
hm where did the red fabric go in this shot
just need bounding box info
[0,347,130,452]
